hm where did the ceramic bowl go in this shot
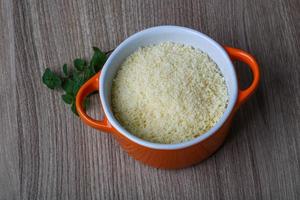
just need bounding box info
[76,26,260,169]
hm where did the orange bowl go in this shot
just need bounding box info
[76,26,260,169]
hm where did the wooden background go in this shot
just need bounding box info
[0,0,299,199]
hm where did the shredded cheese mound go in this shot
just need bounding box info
[111,42,229,144]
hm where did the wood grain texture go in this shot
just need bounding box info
[0,0,299,199]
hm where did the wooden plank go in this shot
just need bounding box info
[0,0,20,199]
[0,0,299,199]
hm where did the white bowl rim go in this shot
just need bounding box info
[100,25,238,150]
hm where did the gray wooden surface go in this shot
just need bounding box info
[0,0,299,199]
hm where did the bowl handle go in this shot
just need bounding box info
[76,72,114,133]
[224,46,260,109]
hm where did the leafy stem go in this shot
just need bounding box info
[42,47,112,116]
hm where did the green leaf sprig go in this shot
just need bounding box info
[42,47,112,115]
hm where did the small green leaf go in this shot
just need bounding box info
[83,67,94,80]
[62,79,74,94]
[92,47,101,52]
[74,58,86,71]
[71,102,78,116]
[72,70,80,81]
[42,68,62,89]
[62,64,68,76]
[91,47,107,72]
[62,94,74,104]
[73,77,85,95]
[88,64,95,74]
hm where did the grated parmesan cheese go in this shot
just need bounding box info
[111,42,229,144]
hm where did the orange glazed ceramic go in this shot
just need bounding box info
[76,26,260,169]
